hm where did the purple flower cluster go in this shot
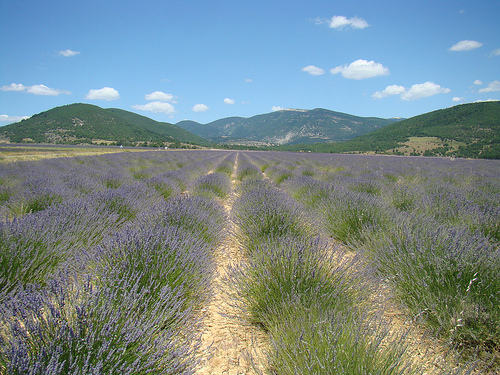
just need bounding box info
[191,172,231,199]
[228,168,414,373]
[243,151,500,367]
[0,150,233,373]
[1,149,498,372]
[235,153,263,181]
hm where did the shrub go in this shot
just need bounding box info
[359,214,500,360]
[191,172,231,199]
[0,272,198,374]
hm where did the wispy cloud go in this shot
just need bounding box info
[0,114,30,123]
[373,81,451,101]
[1,83,70,96]
[59,49,80,57]
[452,97,464,102]
[85,87,120,101]
[448,40,482,51]
[473,80,483,85]
[272,106,284,111]
[301,65,325,76]
[224,98,235,105]
[330,59,389,80]
[478,80,500,93]
[28,85,71,96]
[489,48,500,57]
[474,99,499,103]
[192,104,209,112]
[132,101,176,115]
[316,15,369,30]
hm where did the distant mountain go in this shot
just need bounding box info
[177,108,400,146]
[279,102,500,159]
[0,103,208,146]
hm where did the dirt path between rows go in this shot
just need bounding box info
[196,153,268,375]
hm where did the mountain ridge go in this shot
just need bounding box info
[176,108,400,145]
[1,102,498,159]
[276,102,500,159]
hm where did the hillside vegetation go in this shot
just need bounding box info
[177,108,399,145]
[2,101,499,159]
[278,102,500,159]
[0,103,208,147]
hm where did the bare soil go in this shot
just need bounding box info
[196,154,268,375]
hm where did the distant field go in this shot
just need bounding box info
[387,136,466,156]
[0,144,149,163]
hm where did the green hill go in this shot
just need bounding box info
[278,102,500,159]
[0,103,207,146]
[177,108,399,145]
[106,108,209,145]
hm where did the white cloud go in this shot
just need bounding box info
[1,83,26,91]
[478,80,500,93]
[132,101,176,115]
[1,83,70,96]
[245,78,252,83]
[490,48,500,57]
[272,106,284,111]
[474,98,499,103]
[145,91,175,102]
[330,59,389,80]
[372,85,406,99]
[448,40,483,51]
[301,65,325,76]
[59,49,80,57]
[192,104,209,112]
[401,82,451,101]
[320,15,369,30]
[0,115,30,123]
[452,97,465,102]
[27,84,71,96]
[373,81,451,101]
[473,80,483,85]
[85,87,120,101]
[224,98,235,105]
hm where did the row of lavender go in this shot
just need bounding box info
[0,151,236,374]
[228,153,418,374]
[246,151,500,370]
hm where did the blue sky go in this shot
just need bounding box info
[1,0,499,126]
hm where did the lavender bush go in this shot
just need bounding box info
[0,149,498,373]
[0,272,198,374]
[235,154,263,181]
[93,223,216,313]
[242,152,499,370]
[358,214,500,362]
[0,150,234,373]
[191,172,231,199]
[228,174,418,374]
[232,180,317,252]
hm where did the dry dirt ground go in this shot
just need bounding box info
[195,155,268,375]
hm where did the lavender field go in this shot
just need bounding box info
[0,149,499,374]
